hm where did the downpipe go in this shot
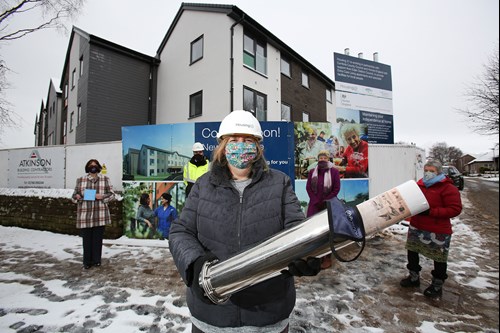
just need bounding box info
[199,180,429,304]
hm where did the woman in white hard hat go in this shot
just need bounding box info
[169,110,321,333]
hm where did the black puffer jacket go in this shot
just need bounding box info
[169,159,305,328]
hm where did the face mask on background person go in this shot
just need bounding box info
[225,142,257,169]
[192,154,206,166]
[423,171,437,182]
[86,165,100,174]
[317,161,329,169]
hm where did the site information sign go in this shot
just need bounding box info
[334,52,394,144]
[334,53,392,92]
[8,147,65,188]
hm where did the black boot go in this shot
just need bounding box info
[424,278,443,298]
[400,270,420,287]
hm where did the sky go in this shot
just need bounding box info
[1,0,499,155]
[0,179,498,332]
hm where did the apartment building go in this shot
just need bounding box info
[43,78,64,145]
[34,101,46,146]
[35,27,160,146]
[155,3,335,124]
[35,4,336,145]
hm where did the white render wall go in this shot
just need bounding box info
[156,11,283,124]
[368,144,425,198]
[156,11,233,123]
[233,24,282,120]
[0,141,123,191]
[326,94,336,124]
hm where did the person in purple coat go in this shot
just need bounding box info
[306,150,341,269]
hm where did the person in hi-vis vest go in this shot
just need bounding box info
[183,142,210,198]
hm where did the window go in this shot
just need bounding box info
[243,33,267,75]
[326,89,333,103]
[301,72,309,88]
[71,69,76,89]
[302,111,309,122]
[281,103,291,121]
[64,83,68,106]
[79,56,84,76]
[189,91,203,118]
[190,35,204,64]
[243,86,267,121]
[280,57,291,77]
[77,104,82,124]
[70,111,74,131]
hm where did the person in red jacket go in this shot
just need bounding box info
[400,160,462,298]
[335,123,368,178]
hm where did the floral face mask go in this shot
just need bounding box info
[225,142,257,169]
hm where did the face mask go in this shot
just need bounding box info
[423,171,437,182]
[89,166,99,174]
[318,161,329,169]
[193,154,205,163]
[225,142,257,169]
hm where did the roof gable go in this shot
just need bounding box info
[156,2,334,87]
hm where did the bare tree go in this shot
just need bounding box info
[0,59,20,139]
[0,0,86,142]
[428,142,463,166]
[0,0,85,42]
[458,45,499,136]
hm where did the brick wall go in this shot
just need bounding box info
[281,61,327,122]
[0,195,123,239]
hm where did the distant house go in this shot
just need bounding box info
[456,154,475,173]
[465,150,499,174]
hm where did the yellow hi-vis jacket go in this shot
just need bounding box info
[183,161,209,186]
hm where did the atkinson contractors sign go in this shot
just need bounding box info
[8,147,65,188]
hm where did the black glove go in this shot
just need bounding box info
[418,209,430,216]
[190,252,218,304]
[284,257,322,277]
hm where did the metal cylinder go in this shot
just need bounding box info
[199,180,429,304]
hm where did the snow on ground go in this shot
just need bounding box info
[0,183,499,332]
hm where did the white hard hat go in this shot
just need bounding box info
[217,110,263,141]
[192,142,204,151]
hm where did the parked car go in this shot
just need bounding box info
[443,165,464,191]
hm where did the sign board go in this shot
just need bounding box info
[334,52,394,144]
[8,147,66,188]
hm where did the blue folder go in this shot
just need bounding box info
[83,189,96,201]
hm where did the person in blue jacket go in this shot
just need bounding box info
[154,192,178,240]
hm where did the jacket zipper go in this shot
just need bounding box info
[238,191,243,251]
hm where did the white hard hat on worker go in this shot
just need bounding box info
[216,110,263,142]
[192,142,204,152]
